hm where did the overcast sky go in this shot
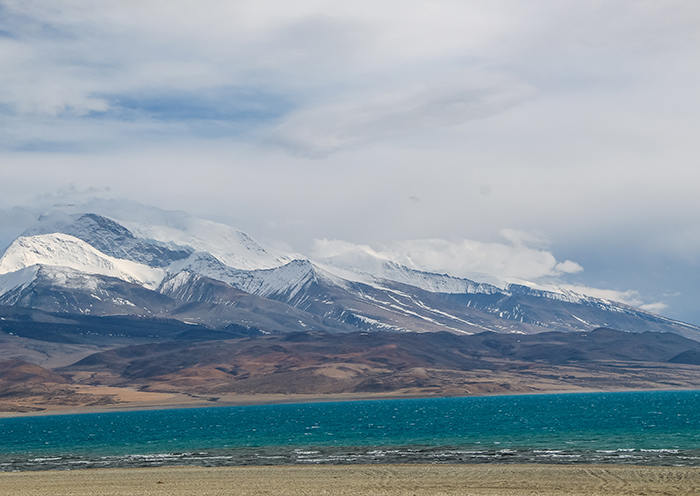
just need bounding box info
[1,1,699,322]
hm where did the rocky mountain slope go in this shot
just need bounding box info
[63,328,700,395]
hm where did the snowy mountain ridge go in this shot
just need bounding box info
[0,211,698,339]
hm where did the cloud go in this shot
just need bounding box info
[554,260,584,274]
[550,284,643,307]
[312,231,584,285]
[311,237,670,311]
[498,229,549,248]
[268,71,533,155]
[0,1,533,153]
[552,284,668,315]
[639,302,669,314]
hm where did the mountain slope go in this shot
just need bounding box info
[213,260,700,339]
[62,328,700,396]
[0,266,174,316]
[158,269,349,332]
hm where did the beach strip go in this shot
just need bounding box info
[1,464,697,496]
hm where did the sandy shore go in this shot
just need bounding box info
[1,464,697,496]
[3,387,696,418]
[0,391,436,418]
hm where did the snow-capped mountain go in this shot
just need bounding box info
[25,213,192,267]
[0,210,698,340]
[0,233,165,289]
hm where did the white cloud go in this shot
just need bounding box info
[639,302,669,314]
[312,231,584,285]
[311,236,669,312]
[554,260,584,274]
[552,284,668,315]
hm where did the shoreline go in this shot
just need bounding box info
[1,464,697,496]
[1,386,697,419]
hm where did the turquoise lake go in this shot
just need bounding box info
[0,390,698,470]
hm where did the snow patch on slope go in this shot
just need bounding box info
[165,252,316,300]
[0,233,165,289]
[167,251,237,283]
[225,260,316,299]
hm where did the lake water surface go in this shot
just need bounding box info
[0,390,697,470]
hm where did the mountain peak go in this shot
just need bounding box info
[74,213,134,237]
[0,233,165,289]
[25,213,192,268]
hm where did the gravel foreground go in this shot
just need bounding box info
[1,464,698,496]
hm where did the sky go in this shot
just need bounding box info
[1,1,699,322]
